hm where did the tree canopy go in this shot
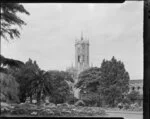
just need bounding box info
[75,56,130,107]
[75,67,101,91]
[0,55,24,69]
[0,73,19,103]
[100,56,130,106]
[9,59,74,104]
[46,70,74,104]
[0,3,30,41]
[75,67,101,106]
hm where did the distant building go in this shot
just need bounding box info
[129,79,143,95]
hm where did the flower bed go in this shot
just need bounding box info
[1,102,106,117]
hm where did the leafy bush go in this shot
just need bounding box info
[0,73,20,103]
[127,90,141,104]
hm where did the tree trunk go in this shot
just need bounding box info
[98,93,101,107]
[37,92,41,106]
[19,93,26,103]
[30,95,32,103]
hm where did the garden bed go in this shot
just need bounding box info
[1,102,106,117]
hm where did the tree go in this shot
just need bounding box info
[100,56,130,107]
[29,70,53,105]
[0,55,24,73]
[47,70,74,104]
[0,4,29,103]
[0,55,24,103]
[75,67,100,90]
[75,67,101,106]
[11,58,74,105]
[11,58,53,105]
[66,67,78,80]
[75,57,130,107]
[0,72,19,103]
[10,58,40,102]
[0,3,30,41]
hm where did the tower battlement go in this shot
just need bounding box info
[75,39,89,46]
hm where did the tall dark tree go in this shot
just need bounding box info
[10,58,41,102]
[75,67,102,106]
[0,3,30,41]
[100,56,130,107]
[47,70,74,104]
[0,55,24,103]
[0,3,29,72]
[75,57,130,107]
[0,55,24,73]
[29,70,54,105]
[75,67,100,91]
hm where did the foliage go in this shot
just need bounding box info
[28,70,52,105]
[75,67,100,90]
[10,59,74,105]
[0,3,30,41]
[0,55,24,73]
[127,90,141,104]
[75,56,130,107]
[0,55,24,103]
[47,70,74,104]
[100,56,130,107]
[10,58,53,105]
[0,73,19,103]
[67,94,78,105]
[80,92,101,107]
[75,67,101,106]
[66,67,78,80]
[1,102,106,116]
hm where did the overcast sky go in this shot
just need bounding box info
[1,1,143,80]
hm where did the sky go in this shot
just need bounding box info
[1,1,143,80]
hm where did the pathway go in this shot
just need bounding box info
[104,110,143,119]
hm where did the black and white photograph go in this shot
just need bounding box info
[0,1,145,119]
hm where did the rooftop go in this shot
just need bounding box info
[129,79,143,84]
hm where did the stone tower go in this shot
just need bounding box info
[75,34,89,76]
[72,34,90,99]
